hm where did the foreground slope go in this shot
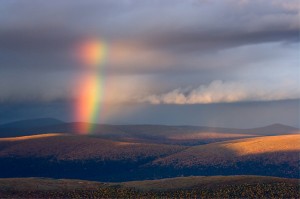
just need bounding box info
[121,175,299,191]
[0,176,298,198]
[152,135,300,178]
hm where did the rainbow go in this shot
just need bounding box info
[75,38,108,134]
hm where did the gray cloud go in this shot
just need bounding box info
[0,0,298,104]
[0,0,298,69]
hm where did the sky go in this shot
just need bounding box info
[0,0,299,128]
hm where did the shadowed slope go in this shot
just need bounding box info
[0,134,186,181]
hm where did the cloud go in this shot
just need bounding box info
[0,0,298,105]
[139,80,300,104]
[0,0,298,73]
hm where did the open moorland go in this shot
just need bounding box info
[0,119,299,198]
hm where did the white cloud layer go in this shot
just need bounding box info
[139,80,300,104]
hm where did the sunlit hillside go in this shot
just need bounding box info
[153,134,300,168]
[167,132,257,140]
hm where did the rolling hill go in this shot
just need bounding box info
[0,133,186,181]
[0,133,185,161]
[0,133,299,180]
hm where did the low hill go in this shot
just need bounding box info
[0,176,298,198]
[152,134,300,178]
[240,123,300,136]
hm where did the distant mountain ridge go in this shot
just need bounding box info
[0,118,298,146]
[0,118,65,128]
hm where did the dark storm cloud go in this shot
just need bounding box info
[0,27,81,59]
[0,0,298,103]
[0,0,298,65]
[0,23,75,71]
[143,29,299,53]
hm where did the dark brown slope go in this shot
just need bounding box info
[0,176,298,199]
[121,175,299,191]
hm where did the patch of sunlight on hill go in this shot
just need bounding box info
[222,134,300,156]
[168,132,257,140]
[0,133,67,141]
